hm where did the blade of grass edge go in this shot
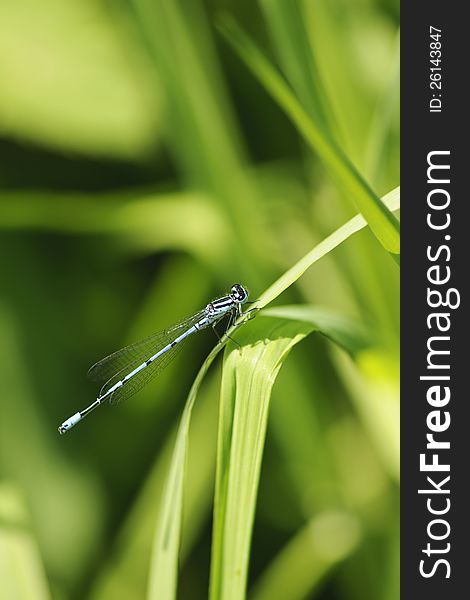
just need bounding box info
[217,15,400,256]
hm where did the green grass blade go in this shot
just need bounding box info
[209,320,311,600]
[258,0,333,133]
[217,16,400,256]
[255,186,399,309]
[146,344,223,600]
[209,310,370,600]
[89,375,219,600]
[262,305,371,356]
[0,484,51,600]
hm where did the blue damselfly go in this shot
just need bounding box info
[58,284,249,434]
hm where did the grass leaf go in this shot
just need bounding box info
[146,345,222,600]
[258,0,333,133]
[262,305,371,356]
[255,186,399,309]
[217,15,400,256]
[209,309,370,600]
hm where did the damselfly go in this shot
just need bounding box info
[58,284,250,434]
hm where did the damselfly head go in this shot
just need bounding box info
[230,283,249,304]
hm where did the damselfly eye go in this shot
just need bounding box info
[231,284,249,303]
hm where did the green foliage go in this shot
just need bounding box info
[0,0,399,599]
[217,14,400,257]
[0,484,51,600]
[209,311,371,600]
[147,183,399,599]
[0,0,160,158]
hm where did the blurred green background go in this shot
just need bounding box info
[0,0,399,599]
